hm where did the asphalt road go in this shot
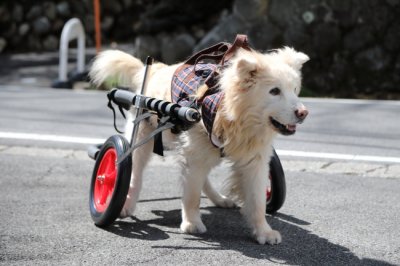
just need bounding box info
[1,85,399,265]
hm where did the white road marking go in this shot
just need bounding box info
[302,97,400,106]
[0,132,104,145]
[1,131,400,164]
[277,150,400,164]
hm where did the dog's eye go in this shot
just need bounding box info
[269,87,281,96]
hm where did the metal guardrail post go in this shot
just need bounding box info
[52,18,86,89]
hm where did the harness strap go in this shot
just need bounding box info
[221,34,251,65]
[116,117,175,164]
[133,112,153,125]
[107,97,125,134]
[153,116,170,156]
[186,42,230,65]
[186,34,250,67]
[174,43,230,78]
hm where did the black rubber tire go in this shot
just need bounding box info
[266,148,286,214]
[89,135,132,227]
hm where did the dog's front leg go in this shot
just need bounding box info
[239,159,282,245]
[180,157,211,234]
[120,121,154,218]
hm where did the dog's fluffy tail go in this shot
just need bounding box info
[89,50,144,89]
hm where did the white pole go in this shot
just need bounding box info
[55,18,86,87]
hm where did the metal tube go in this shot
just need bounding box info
[87,144,102,160]
[130,56,154,146]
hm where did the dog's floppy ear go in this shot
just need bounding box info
[277,47,309,71]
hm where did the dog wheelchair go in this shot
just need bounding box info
[87,57,286,227]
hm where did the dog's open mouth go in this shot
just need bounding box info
[270,117,297,135]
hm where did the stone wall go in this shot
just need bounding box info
[265,0,400,99]
[0,0,230,53]
[0,0,147,52]
[1,0,399,99]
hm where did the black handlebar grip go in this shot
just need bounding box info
[112,89,136,110]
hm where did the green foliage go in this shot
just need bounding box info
[103,76,119,89]
[300,86,316,97]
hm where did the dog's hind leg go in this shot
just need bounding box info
[120,119,154,218]
[203,178,236,208]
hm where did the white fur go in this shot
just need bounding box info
[90,47,309,245]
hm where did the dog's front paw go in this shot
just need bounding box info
[180,220,207,234]
[255,230,282,245]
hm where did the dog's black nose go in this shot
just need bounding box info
[295,107,308,121]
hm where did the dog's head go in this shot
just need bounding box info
[220,47,309,136]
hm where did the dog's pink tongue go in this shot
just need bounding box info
[286,124,296,132]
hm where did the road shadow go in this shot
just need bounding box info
[144,207,394,266]
[99,195,394,266]
[103,217,171,241]
[103,197,183,240]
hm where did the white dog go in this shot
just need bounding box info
[90,46,309,245]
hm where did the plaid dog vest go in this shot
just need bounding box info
[171,63,224,147]
[170,34,251,149]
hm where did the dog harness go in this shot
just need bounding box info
[171,63,224,147]
[171,34,251,149]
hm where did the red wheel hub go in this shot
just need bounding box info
[93,148,117,212]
